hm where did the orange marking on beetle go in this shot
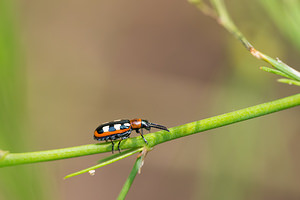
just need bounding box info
[130,119,142,129]
[94,127,131,138]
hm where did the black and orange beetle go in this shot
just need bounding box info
[94,119,169,153]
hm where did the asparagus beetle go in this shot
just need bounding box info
[94,119,169,153]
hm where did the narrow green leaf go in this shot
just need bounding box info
[260,66,294,79]
[117,156,143,200]
[277,79,300,86]
[260,53,300,81]
[97,147,143,164]
[64,147,143,179]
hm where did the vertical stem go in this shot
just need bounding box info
[117,156,142,200]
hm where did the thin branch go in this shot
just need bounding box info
[1,93,300,168]
[189,0,300,82]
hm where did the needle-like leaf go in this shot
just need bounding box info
[64,147,143,179]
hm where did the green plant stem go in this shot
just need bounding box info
[210,0,253,50]
[189,0,300,81]
[117,156,142,200]
[1,94,300,167]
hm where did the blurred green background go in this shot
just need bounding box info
[0,0,299,199]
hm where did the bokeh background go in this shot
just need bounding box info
[0,0,299,199]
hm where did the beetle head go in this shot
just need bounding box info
[141,120,169,132]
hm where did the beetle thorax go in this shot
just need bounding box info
[130,119,142,129]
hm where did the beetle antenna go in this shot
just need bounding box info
[148,123,170,132]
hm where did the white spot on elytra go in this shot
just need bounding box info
[103,126,109,132]
[124,123,130,127]
[114,124,121,130]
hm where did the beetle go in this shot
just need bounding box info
[94,119,169,153]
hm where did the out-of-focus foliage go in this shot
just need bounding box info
[0,1,48,199]
[193,1,300,200]
[260,0,300,51]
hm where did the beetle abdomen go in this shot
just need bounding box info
[94,119,132,140]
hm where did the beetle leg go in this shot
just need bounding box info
[135,129,140,133]
[110,139,115,154]
[117,139,122,153]
[140,128,148,145]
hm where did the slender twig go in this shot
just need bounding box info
[189,0,300,82]
[210,0,253,50]
[1,93,300,168]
